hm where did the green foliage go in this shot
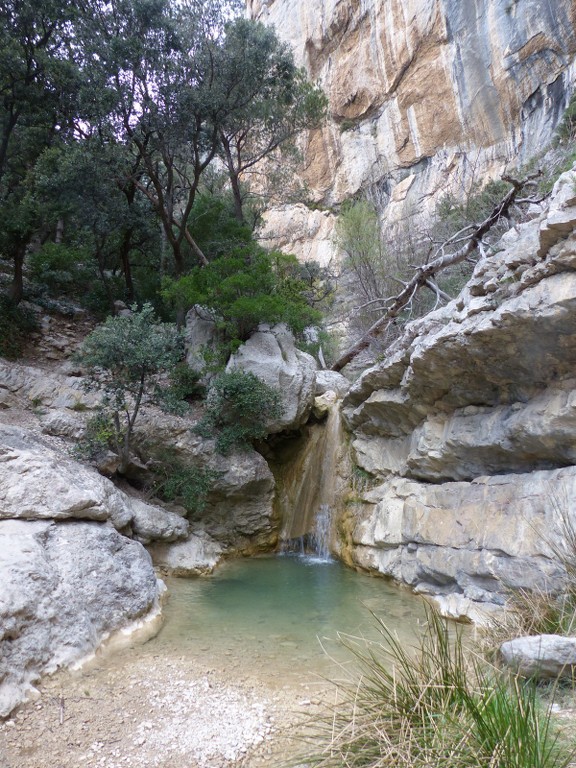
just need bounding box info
[156,463,220,516]
[0,294,38,358]
[336,199,387,302]
[195,369,282,454]
[437,178,511,231]
[156,362,205,415]
[74,411,115,462]
[75,303,183,472]
[28,242,95,294]
[297,608,572,768]
[162,245,322,355]
[555,93,576,145]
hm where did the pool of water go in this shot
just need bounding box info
[149,554,430,685]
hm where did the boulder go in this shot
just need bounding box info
[149,530,223,575]
[315,369,350,398]
[185,306,220,376]
[0,519,161,716]
[132,410,278,552]
[227,324,317,432]
[500,635,576,679]
[0,425,132,529]
[0,425,190,543]
[129,498,189,544]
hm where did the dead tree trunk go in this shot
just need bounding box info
[331,174,538,373]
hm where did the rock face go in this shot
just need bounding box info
[227,324,317,433]
[0,520,160,717]
[249,0,576,255]
[132,410,278,552]
[0,425,189,543]
[339,169,576,619]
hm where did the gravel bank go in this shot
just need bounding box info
[0,642,328,768]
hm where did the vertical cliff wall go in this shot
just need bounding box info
[248,0,576,260]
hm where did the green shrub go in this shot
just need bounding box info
[195,369,282,454]
[75,411,115,461]
[555,93,576,145]
[0,295,38,359]
[156,463,220,516]
[75,303,183,473]
[28,242,95,294]
[156,362,205,415]
[162,246,322,353]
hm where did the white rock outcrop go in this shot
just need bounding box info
[338,169,576,619]
[0,425,189,542]
[501,635,576,679]
[0,519,161,717]
[227,324,317,432]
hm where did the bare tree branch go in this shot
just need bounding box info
[331,172,541,372]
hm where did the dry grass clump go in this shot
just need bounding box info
[291,609,572,768]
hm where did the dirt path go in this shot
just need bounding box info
[0,640,330,768]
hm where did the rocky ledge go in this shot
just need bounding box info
[340,168,576,620]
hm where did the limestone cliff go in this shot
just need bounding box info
[338,167,576,620]
[249,0,576,260]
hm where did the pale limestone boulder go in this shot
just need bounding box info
[40,408,86,439]
[501,635,576,679]
[0,425,189,544]
[0,359,97,411]
[0,425,132,529]
[129,498,189,544]
[226,324,317,433]
[0,519,160,716]
[315,369,350,397]
[185,306,220,375]
[149,530,223,575]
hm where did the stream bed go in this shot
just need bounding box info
[154,554,430,685]
[0,556,433,768]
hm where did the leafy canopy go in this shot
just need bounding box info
[196,369,283,454]
[76,303,183,472]
[162,245,322,344]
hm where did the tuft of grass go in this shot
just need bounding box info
[290,608,572,768]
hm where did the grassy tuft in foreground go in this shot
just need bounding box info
[291,608,572,768]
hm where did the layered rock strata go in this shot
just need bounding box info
[249,0,576,260]
[340,168,576,619]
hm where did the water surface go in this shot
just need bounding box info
[150,555,430,684]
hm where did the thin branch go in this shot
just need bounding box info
[331,172,540,372]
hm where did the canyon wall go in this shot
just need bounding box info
[248,0,576,261]
[338,167,576,620]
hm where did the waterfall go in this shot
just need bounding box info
[272,399,342,561]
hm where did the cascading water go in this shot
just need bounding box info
[272,397,343,560]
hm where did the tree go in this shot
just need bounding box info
[162,243,322,352]
[0,0,80,303]
[215,19,327,223]
[76,304,183,474]
[32,139,161,309]
[331,174,540,372]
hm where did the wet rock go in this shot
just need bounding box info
[149,530,223,575]
[315,369,350,397]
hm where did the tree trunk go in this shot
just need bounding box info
[8,245,26,305]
